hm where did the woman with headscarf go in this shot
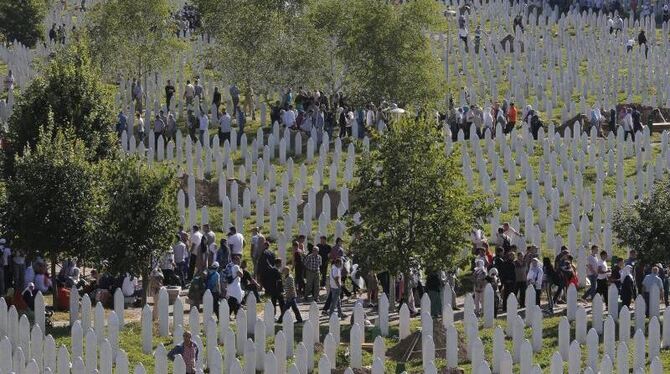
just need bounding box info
[483,107,494,137]
[473,259,487,315]
[620,265,636,308]
[526,258,544,306]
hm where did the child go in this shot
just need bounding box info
[240,260,260,304]
[278,266,303,323]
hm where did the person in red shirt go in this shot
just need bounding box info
[506,102,518,133]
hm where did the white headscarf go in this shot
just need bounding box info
[621,265,633,279]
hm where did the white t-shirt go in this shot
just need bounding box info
[191,231,203,255]
[227,233,244,255]
[587,254,599,276]
[160,253,175,270]
[219,114,232,133]
[329,266,341,289]
[597,259,609,280]
[283,110,296,126]
[226,264,243,301]
[122,275,138,297]
[199,115,209,131]
[173,242,187,263]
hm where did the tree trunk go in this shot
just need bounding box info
[51,253,58,310]
[389,274,396,312]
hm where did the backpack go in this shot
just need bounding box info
[199,237,208,254]
[188,274,206,302]
[222,263,236,284]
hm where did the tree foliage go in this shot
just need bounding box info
[0,0,47,47]
[313,0,446,106]
[86,0,183,81]
[348,119,489,277]
[5,41,116,175]
[613,175,670,265]
[195,0,325,95]
[97,157,178,301]
[3,127,101,268]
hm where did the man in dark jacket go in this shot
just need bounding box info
[499,252,517,311]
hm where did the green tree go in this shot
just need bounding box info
[195,0,325,98]
[5,41,116,176]
[86,0,182,81]
[3,127,102,306]
[348,119,488,300]
[613,175,670,265]
[97,157,178,304]
[307,0,446,107]
[0,0,47,47]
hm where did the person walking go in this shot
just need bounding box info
[582,245,599,301]
[278,266,303,323]
[317,236,331,288]
[165,80,175,111]
[302,244,322,302]
[526,258,544,306]
[218,110,232,145]
[328,258,346,319]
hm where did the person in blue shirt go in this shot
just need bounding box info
[205,262,221,319]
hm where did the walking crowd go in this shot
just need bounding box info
[468,224,670,318]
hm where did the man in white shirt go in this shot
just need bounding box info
[582,245,599,301]
[596,250,610,304]
[218,110,232,145]
[189,225,203,280]
[227,226,245,257]
[160,248,177,285]
[622,108,634,140]
[183,80,195,106]
[198,113,209,146]
[328,258,345,318]
[282,105,296,127]
[121,274,138,297]
[173,234,188,286]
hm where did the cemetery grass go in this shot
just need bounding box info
[178,115,664,284]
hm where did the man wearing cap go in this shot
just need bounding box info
[205,261,221,318]
[227,226,245,257]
